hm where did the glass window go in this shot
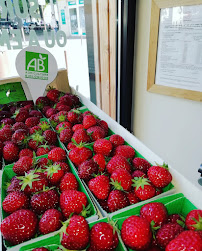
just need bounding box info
[79,6,86,35]
[69,8,79,35]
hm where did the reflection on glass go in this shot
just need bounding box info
[79,6,86,35]
[69,8,78,35]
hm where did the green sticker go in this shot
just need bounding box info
[0,82,27,104]
[25,51,48,80]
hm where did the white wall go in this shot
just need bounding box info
[132,0,202,188]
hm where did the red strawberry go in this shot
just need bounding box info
[156,187,163,196]
[39,209,62,235]
[48,147,66,162]
[54,111,69,123]
[31,188,59,214]
[72,124,84,132]
[93,139,112,156]
[67,142,76,150]
[93,154,106,172]
[13,156,33,175]
[132,157,151,173]
[49,114,57,128]
[59,95,74,107]
[97,120,108,135]
[60,190,88,218]
[83,114,97,129]
[29,126,42,135]
[56,121,72,132]
[106,155,132,174]
[1,118,14,125]
[114,145,135,159]
[35,96,50,109]
[46,88,60,102]
[72,128,91,144]
[140,202,168,227]
[12,122,28,132]
[54,161,70,172]
[133,177,156,201]
[44,163,64,185]
[12,129,28,145]
[43,130,57,145]
[185,210,202,230]
[59,172,79,192]
[69,146,93,166]
[107,190,130,212]
[36,145,50,156]
[7,176,22,193]
[90,222,118,251]
[111,169,132,191]
[68,94,80,106]
[3,142,19,162]
[36,157,51,169]
[0,126,12,142]
[61,215,90,250]
[18,171,49,195]
[42,105,51,115]
[148,163,172,188]
[88,175,110,200]
[67,109,83,124]
[156,223,184,249]
[126,191,140,205]
[56,103,71,112]
[59,128,73,143]
[28,133,46,150]
[87,126,105,141]
[83,111,92,117]
[168,214,185,226]
[3,191,29,214]
[32,248,49,251]
[132,170,147,178]
[25,117,40,128]
[45,108,57,118]
[166,230,202,251]
[78,159,98,181]
[121,215,152,250]
[0,209,38,245]
[29,110,42,118]
[109,134,124,147]
[14,109,29,122]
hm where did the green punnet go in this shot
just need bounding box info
[110,178,124,191]
[39,121,50,131]
[17,172,40,190]
[191,214,202,230]
[80,204,91,218]
[45,164,61,178]
[132,177,151,190]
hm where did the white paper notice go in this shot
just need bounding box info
[155,5,202,92]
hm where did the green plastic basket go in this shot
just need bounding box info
[19,218,127,251]
[1,156,98,249]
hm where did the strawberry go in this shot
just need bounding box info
[36,145,50,156]
[87,126,105,141]
[44,163,64,185]
[46,88,60,102]
[12,129,28,145]
[32,248,49,251]
[68,93,80,106]
[83,114,97,129]
[39,209,62,235]
[111,169,132,191]
[109,134,124,147]
[31,188,59,214]
[78,159,98,181]
[3,191,29,214]
[13,156,33,175]
[59,94,74,107]
[166,230,202,251]
[56,103,71,112]
[25,117,40,128]
[60,215,90,250]
[114,145,135,159]
[93,153,106,172]
[29,110,42,118]
[7,176,22,193]
[140,202,168,227]
[72,123,84,132]
[90,222,119,251]
[43,130,57,145]
[59,172,79,192]
[67,142,76,150]
[69,146,93,166]
[67,109,83,124]
[168,214,185,226]
[132,157,151,173]
[185,210,202,230]
[93,139,112,156]
[121,215,152,250]
[88,175,110,200]
[36,158,51,169]
[3,142,19,162]
[0,209,38,245]
[148,163,172,188]
[59,128,73,143]
[12,122,28,132]
[38,121,50,131]
[0,126,12,142]
[29,126,42,135]
[42,105,51,115]
[13,109,29,122]
[28,133,46,150]
[56,121,72,132]
[133,177,156,201]
[126,191,140,205]
[156,187,163,195]
[97,120,108,135]
[107,155,132,174]
[1,118,14,125]
[132,170,147,178]
[60,190,88,218]
[72,128,91,144]
[35,96,50,109]
[83,111,92,117]
[0,140,3,155]
[156,223,184,249]
[48,147,66,162]
[54,161,70,172]
[45,108,57,118]
[18,171,49,195]
[107,190,130,212]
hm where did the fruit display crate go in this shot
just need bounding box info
[111,193,197,251]
[19,217,127,251]
[1,156,98,250]
[72,89,202,210]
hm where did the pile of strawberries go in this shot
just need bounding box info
[68,134,172,213]
[0,147,93,247]
[120,202,202,251]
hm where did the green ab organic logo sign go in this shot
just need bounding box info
[25,51,48,80]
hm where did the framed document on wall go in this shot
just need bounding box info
[147,0,202,101]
